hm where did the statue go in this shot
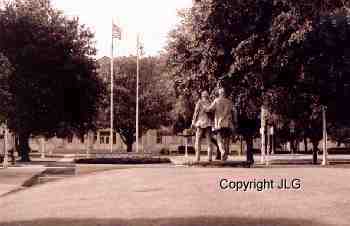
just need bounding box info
[191,90,214,162]
[205,88,233,161]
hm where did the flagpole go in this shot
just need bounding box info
[136,33,140,153]
[110,19,114,153]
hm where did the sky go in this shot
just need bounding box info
[51,0,193,58]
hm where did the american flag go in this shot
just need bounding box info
[137,34,145,56]
[112,23,122,40]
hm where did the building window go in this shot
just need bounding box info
[99,132,110,145]
[156,131,162,144]
[113,133,117,144]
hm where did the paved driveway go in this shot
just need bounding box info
[0,166,45,196]
[0,167,349,226]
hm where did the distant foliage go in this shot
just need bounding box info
[98,55,174,152]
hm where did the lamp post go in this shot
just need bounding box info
[2,123,8,168]
[289,120,295,154]
[322,105,328,166]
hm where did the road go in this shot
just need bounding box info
[0,166,349,226]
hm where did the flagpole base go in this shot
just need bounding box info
[322,159,328,166]
[260,156,265,164]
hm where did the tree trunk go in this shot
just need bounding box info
[312,140,319,165]
[297,139,300,153]
[120,133,134,153]
[126,142,133,153]
[14,134,19,156]
[245,135,254,164]
[290,138,295,154]
[304,137,308,152]
[18,132,31,162]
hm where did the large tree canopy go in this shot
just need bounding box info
[167,0,350,163]
[0,0,105,161]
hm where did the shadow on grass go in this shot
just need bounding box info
[0,217,330,226]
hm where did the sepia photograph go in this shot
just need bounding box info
[0,0,350,225]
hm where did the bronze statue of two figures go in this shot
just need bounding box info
[191,88,237,162]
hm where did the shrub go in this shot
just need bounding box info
[75,157,172,164]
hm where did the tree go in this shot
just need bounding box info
[0,53,13,123]
[173,93,195,134]
[227,1,349,163]
[261,6,350,162]
[99,56,174,152]
[166,7,208,132]
[167,0,273,163]
[301,8,350,160]
[168,0,350,164]
[0,0,105,161]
